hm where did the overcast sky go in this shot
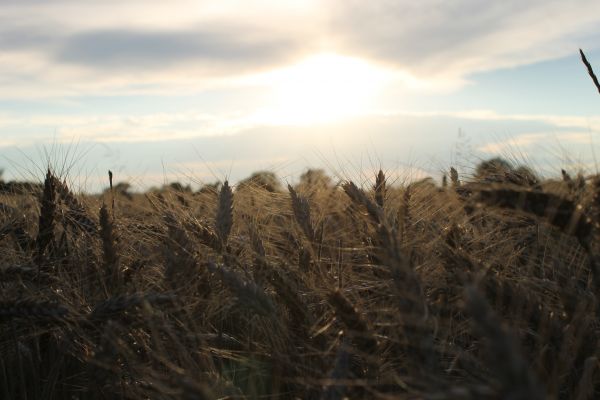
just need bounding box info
[1,0,600,190]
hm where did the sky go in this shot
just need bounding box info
[1,0,600,191]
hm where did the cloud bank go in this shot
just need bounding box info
[0,1,599,96]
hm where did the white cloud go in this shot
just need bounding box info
[36,112,263,143]
[477,133,547,154]
[392,109,600,132]
[1,106,598,147]
[556,131,598,144]
[476,130,600,154]
[329,0,600,81]
[0,1,598,98]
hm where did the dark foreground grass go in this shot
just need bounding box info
[0,164,599,399]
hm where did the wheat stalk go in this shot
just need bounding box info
[0,300,69,321]
[472,188,592,247]
[374,169,386,208]
[327,289,377,355]
[185,217,222,252]
[100,204,121,291]
[35,169,56,265]
[163,212,199,289]
[580,49,600,94]
[288,184,315,242]
[215,181,233,246]
[342,181,383,225]
[51,175,97,234]
[206,261,276,316]
[465,285,545,400]
[90,292,174,321]
[574,356,598,400]
[450,167,460,187]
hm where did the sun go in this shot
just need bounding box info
[249,53,392,125]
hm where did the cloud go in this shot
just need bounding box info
[2,107,599,192]
[477,133,547,154]
[0,1,599,97]
[0,26,58,51]
[327,0,600,80]
[556,131,598,144]
[1,106,596,147]
[390,109,600,132]
[0,139,20,149]
[55,27,304,73]
[0,4,316,97]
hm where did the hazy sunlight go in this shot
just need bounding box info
[249,53,393,125]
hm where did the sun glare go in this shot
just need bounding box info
[248,53,393,125]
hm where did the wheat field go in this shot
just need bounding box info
[0,160,598,399]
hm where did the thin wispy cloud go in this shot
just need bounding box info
[0,108,593,145]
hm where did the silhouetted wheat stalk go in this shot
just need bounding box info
[327,289,378,356]
[185,217,222,252]
[206,261,276,316]
[90,292,174,321]
[450,167,460,187]
[35,169,56,266]
[100,204,121,292]
[342,181,383,225]
[0,265,52,282]
[288,184,316,242]
[163,211,199,289]
[0,300,69,321]
[580,48,600,94]
[464,285,546,400]
[573,356,598,400]
[51,175,97,234]
[215,181,233,246]
[374,169,386,208]
[472,188,592,245]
